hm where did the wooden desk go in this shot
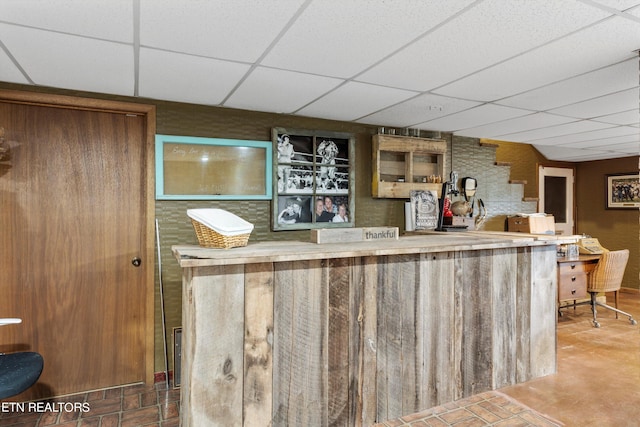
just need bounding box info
[557,255,600,304]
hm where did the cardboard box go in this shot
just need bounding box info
[507,215,555,235]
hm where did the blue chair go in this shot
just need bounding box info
[0,318,44,399]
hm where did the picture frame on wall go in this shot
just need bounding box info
[155,134,272,200]
[605,173,640,209]
[272,127,355,231]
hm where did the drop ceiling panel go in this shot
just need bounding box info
[357,0,610,91]
[139,48,250,105]
[139,0,305,62]
[224,67,343,114]
[548,88,639,119]
[497,120,612,142]
[534,145,627,161]
[418,104,531,132]
[357,93,481,128]
[557,134,639,148]
[0,2,636,163]
[434,17,640,101]
[0,49,29,84]
[1,0,133,42]
[592,109,639,126]
[0,24,134,95]
[613,141,640,156]
[588,0,640,10]
[261,0,475,78]
[556,135,640,150]
[455,113,576,138]
[607,140,640,154]
[522,124,638,145]
[497,58,638,110]
[296,82,417,122]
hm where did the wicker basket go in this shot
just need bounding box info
[191,219,250,249]
[187,208,254,249]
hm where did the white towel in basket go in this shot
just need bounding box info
[187,209,254,236]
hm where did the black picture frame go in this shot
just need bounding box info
[272,127,355,231]
[605,173,640,209]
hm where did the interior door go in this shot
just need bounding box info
[538,166,574,235]
[0,95,154,400]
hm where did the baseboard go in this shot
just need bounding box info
[620,287,640,294]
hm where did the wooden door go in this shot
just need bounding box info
[0,91,155,400]
[538,166,575,235]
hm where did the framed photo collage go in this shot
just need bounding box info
[272,128,354,231]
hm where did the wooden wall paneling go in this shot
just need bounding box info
[183,265,244,427]
[175,239,561,426]
[243,262,274,426]
[528,246,558,378]
[344,257,365,427]
[180,267,194,425]
[490,248,517,389]
[360,256,379,426]
[327,258,351,426]
[418,251,458,408]
[451,250,465,403]
[399,254,418,415]
[515,247,533,383]
[376,254,419,420]
[273,260,327,425]
[375,257,390,422]
[456,250,494,397]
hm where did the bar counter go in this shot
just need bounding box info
[173,232,569,426]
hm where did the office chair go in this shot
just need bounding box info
[0,318,44,399]
[586,249,637,328]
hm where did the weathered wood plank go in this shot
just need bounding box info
[327,258,351,426]
[375,256,390,422]
[311,228,364,244]
[181,268,194,427]
[515,247,533,383]
[376,254,419,420]
[186,265,244,427]
[457,250,494,397]
[173,231,580,268]
[346,257,365,427]
[529,246,557,378]
[399,255,418,414]
[243,263,274,426]
[418,251,457,408]
[273,260,327,426]
[360,257,378,426]
[491,248,517,389]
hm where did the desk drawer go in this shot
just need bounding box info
[558,273,588,301]
[558,262,591,275]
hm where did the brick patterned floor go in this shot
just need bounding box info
[0,383,179,427]
[373,391,564,427]
[0,386,561,426]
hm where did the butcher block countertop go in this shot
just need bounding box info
[172,230,579,267]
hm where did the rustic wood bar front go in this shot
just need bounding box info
[173,233,560,426]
